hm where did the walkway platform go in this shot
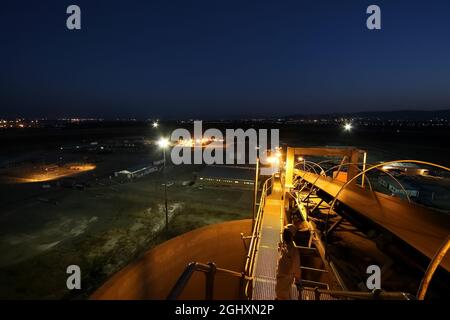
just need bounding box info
[251,180,299,299]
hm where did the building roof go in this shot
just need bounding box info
[382,162,422,170]
[115,163,155,175]
[379,174,419,190]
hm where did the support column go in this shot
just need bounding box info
[285,147,295,190]
[347,148,360,184]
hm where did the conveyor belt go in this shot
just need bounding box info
[296,169,450,272]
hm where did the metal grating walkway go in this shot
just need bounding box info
[251,179,338,300]
[252,180,296,300]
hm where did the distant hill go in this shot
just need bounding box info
[286,109,450,121]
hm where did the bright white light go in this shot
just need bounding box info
[298,157,304,161]
[157,137,169,148]
[343,123,353,131]
[267,156,280,165]
[152,121,159,128]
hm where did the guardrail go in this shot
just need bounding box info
[167,262,251,300]
[312,288,415,300]
[167,176,273,300]
[243,175,274,298]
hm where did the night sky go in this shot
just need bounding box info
[1,0,450,119]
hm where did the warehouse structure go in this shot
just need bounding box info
[197,165,254,188]
[115,165,158,180]
[378,175,420,198]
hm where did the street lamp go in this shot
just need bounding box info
[267,153,281,169]
[157,137,169,235]
[343,123,353,132]
[152,121,159,128]
[157,137,169,149]
[252,147,260,230]
[343,123,353,146]
[298,156,306,171]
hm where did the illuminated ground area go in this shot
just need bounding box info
[0,163,96,183]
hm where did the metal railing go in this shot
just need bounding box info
[417,234,450,300]
[243,175,274,298]
[167,176,273,300]
[244,176,273,276]
[298,287,415,300]
[167,262,251,300]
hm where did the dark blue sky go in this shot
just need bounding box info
[1,0,450,119]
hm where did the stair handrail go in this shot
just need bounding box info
[167,262,251,300]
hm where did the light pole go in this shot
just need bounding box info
[298,156,305,171]
[157,137,169,235]
[343,122,352,144]
[343,123,352,132]
[252,155,260,231]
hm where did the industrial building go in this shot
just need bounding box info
[197,165,254,187]
[381,162,429,176]
[378,175,420,198]
[114,165,158,180]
